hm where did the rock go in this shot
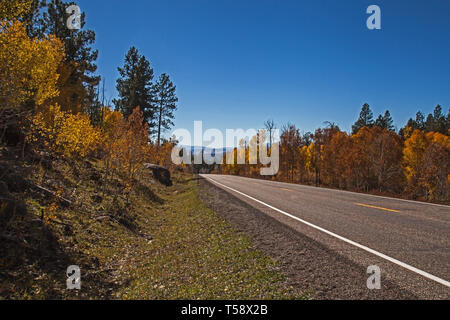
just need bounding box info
[144,164,173,186]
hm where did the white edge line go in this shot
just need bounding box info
[204,176,450,289]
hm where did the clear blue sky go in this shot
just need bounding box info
[77,0,450,140]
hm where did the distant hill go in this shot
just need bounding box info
[180,146,234,157]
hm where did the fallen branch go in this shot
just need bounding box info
[26,181,73,206]
[94,215,111,222]
[47,218,72,227]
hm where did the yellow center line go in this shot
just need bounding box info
[355,203,400,213]
[280,188,293,192]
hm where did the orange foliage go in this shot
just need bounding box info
[404,130,449,200]
[222,125,448,202]
[105,107,150,182]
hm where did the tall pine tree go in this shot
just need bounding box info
[424,105,447,134]
[352,103,374,134]
[152,73,178,146]
[401,110,431,139]
[375,110,394,131]
[113,47,155,124]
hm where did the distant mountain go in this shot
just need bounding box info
[179,146,234,157]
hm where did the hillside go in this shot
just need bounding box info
[0,146,304,299]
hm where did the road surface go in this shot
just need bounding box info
[201,174,450,299]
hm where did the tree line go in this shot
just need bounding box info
[1,0,178,197]
[222,104,449,202]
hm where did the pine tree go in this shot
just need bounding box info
[23,0,100,113]
[446,110,450,134]
[21,0,46,37]
[84,80,102,125]
[152,73,178,146]
[375,110,394,131]
[113,47,155,124]
[352,103,374,134]
[415,111,425,130]
[424,105,447,134]
[400,111,426,138]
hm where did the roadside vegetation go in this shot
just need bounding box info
[1,149,303,299]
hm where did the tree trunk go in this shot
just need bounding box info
[157,105,162,146]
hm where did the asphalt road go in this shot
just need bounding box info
[201,174,450,299]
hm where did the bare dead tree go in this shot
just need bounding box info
[264,119,276,148]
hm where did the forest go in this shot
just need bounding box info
[221,104,450,203]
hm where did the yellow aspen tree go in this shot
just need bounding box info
[29,104,101,160]
[100,107,124,194]
[403,130,428,184]
[109,107,149,187]
[0,20,64,112]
